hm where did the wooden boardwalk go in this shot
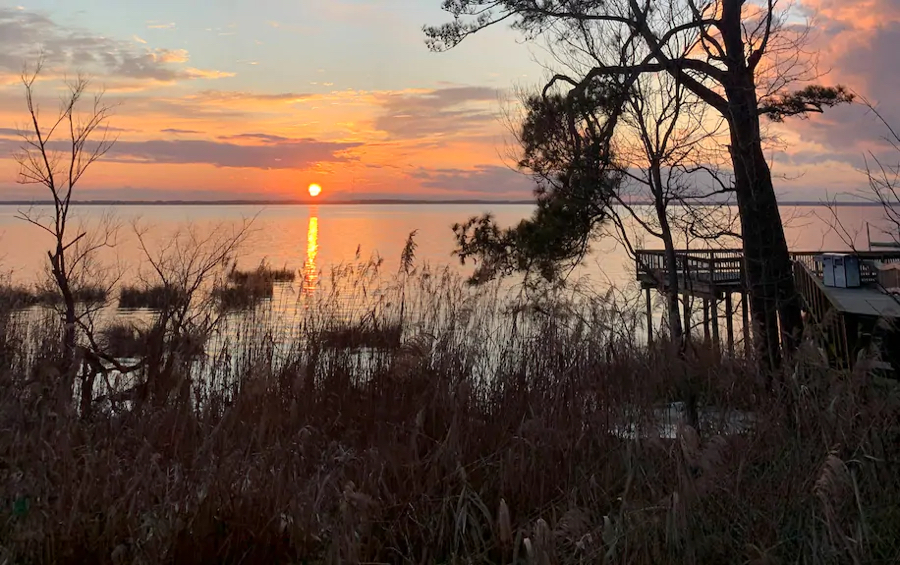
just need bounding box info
[636,248,900,371]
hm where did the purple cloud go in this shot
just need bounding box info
[0,134,361,170]
[375,86,502,139]
[410,165,532,197]
[160,128,203,135]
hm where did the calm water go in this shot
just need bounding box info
[0,203,887,288]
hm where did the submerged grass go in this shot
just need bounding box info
[1,261,899,564]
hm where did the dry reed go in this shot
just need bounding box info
[1,260,899,564]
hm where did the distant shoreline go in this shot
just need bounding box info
[0,199,883,207]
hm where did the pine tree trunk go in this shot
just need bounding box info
[724,80,803,372]
[716,0,803,373]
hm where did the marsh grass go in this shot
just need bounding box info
[228,261,296,284]
[1,260,900,564]
[32,285,108,306]
[210,261,297,311]
[213,279,275,310]
[98,322,145,358]
[0,284,34,309]
[118,284,186,310]
[319,317,403,350]
[0,283,108,309]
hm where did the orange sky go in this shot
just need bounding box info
[0,0,898,201]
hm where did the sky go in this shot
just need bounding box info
[0,0,898,202]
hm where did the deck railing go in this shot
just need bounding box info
[637,248,900,370]
[792,259,851,369]
[790,251,900,285]
[638,249,900,289]
[635,249,745,287]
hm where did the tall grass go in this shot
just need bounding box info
[1,260,899,564]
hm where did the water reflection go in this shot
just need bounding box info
[302,209,319,293]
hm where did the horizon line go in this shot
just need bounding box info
[0,198,882,207]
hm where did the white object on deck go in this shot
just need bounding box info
[819,253,860,288]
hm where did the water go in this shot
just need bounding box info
[2,202,890,405]
[0,203,888,287]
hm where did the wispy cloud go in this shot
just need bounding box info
[767,0,900,177]
[190,91,312,103]
[146,21,176,30]
[0,7,231,85]
[106,138,361,169]
[160,128,203,135]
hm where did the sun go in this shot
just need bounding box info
[308,183,322,197]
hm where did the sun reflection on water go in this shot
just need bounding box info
[302,210,319,293]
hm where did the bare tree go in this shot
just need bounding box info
[613,68,739,344]
[426,0,853,370]
[14,58,117,408]
[125,219,255,409]
[858,101,900,246]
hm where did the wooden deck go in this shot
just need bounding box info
[635,249,744,298]
[635,249,747,352]
[636,248,900,371]
[791,252,900,370]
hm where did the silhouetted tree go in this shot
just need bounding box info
[859,101,900,246]
[615,70,737,344]
[452,83,623,286]
[427,0,853,370]
[14,58,117,411]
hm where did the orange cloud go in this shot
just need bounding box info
[0,80,520,200]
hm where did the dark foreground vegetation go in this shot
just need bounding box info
[1,265,899,565]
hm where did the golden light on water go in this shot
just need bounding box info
[302,213,319,292]
[308,183,322,197]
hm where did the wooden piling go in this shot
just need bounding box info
[725,292,734,355]
[703,298,710,342]
[711,296,720,348]
[741,292,750,356]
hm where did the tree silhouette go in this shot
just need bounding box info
[427,0,853,369]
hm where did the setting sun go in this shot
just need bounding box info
[308,183,322,197]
